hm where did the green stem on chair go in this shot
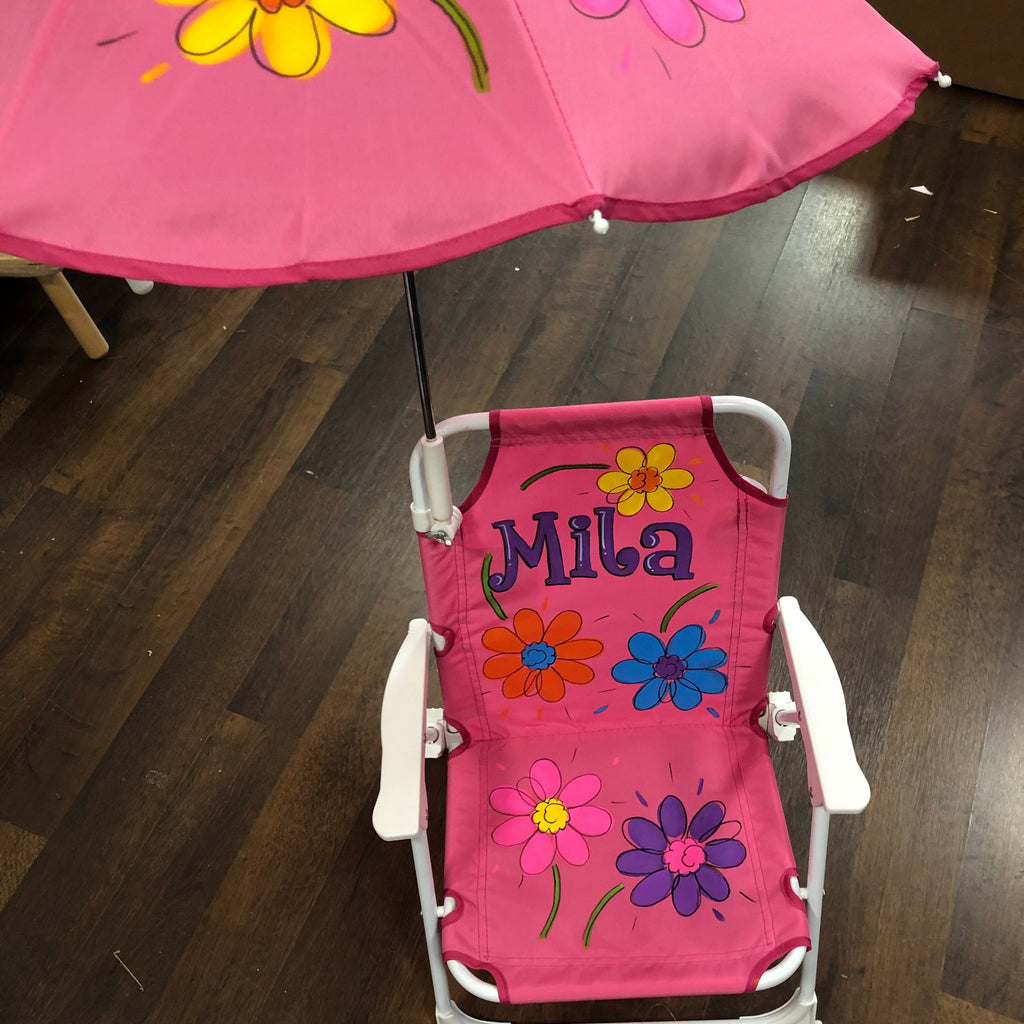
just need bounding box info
[660,583,720,633]
[520,463,610,491]
[429,0,489,93]
[582,883,624,948]
[539,864,561,938]
[481,553,507,620]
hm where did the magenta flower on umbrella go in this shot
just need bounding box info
[572,0,746,48]
[617,795,746,916]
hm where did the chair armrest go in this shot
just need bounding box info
[775,597,870,814]
[372,618,432,841]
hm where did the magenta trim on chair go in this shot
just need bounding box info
[700,396,788,508]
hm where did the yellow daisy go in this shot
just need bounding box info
[160,0,395,79]
[597,444,694,516]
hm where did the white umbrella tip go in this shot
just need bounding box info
[589,209,610,235]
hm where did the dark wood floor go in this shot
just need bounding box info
[1,84,1021,1024]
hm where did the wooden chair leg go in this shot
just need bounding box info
[37,271,109,359]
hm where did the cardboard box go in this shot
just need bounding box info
[871,0,1024,99]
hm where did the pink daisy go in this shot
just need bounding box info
[489,758,613,874]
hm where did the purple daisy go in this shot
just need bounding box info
[616,795,746,916]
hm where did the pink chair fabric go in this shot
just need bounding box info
[419,397,809,1003]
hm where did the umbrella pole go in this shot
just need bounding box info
[403,271,437,440]
[403,270,455,541]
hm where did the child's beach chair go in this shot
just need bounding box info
[374,395,869,1024]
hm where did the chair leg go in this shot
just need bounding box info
[797,805,830,1019]
[37,271,109,359]
[410,830,513,1024]
[410,830,459,1023]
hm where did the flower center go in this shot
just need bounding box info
[628,466,663,494]
[521,641,557,670]
[653,654,686,681]
[532,798,569,834]
[257,0,307,12]
[664,837,706,875]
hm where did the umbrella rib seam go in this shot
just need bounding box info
[509,0,599,198]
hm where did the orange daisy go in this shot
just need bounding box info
[482,609,604,703]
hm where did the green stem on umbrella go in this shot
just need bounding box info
[481,553,507,620]
[539,864,561,938]
[430,0,490,93]
[582,883,624,948]
[660,583,720,633]
[520,463,610,491]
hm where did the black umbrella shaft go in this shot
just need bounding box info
[403,271,437,441]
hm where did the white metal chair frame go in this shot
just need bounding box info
[374,397,870,1024]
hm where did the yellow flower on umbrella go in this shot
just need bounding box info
[160,0,396,80]
[597,444,694,516]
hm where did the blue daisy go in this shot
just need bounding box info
[611,624,727,711]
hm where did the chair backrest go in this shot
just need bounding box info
[417,396,789,743]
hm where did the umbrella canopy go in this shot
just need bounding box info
[0,0,937,287]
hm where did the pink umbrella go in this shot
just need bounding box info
[0,0,940,430]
